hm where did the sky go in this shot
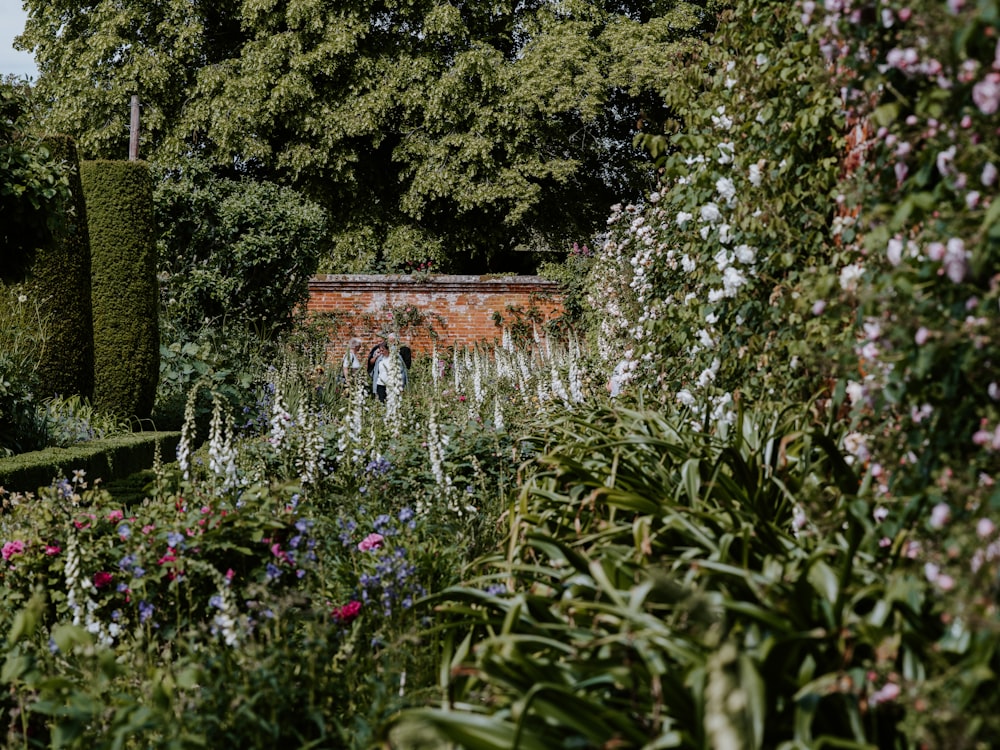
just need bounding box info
[0,3,38,80]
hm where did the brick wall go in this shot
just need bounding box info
[306,274,565,355]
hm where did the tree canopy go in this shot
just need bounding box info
[18,0,720,272]
[0,80,73,284]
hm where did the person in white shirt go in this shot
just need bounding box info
[372,342,409,401]
[341,337,363,386]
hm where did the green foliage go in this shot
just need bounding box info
[20,134,95,402]
[39,394,134,449]
[0,80,72,284]
[0,432,180,496]
[22,0,716,272]
[0,288,48,456]
[392,403,1000,748]
[154,157,328,335]
[80,160,159,422]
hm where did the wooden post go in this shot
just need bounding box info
[128,94,140,161]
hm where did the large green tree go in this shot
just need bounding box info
[18,0,719,273]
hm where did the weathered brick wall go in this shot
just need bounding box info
[306,274,565,356]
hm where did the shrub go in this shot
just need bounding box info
[80,159,159,421]
[154,157,328,336]
[0,288,48,455]
[21,135,94,402]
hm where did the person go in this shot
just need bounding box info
[366,339,384,378]
[372,341,409,402]
[341,337,363,386]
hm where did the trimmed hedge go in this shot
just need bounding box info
[0,431,180,496]
[23,134,95,401]
[80,160,159,420]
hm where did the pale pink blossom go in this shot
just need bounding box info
[936,145,956,176]
[915,327,930,345]
[869,681,901,706]
[977,518,996,538]
[2,540,25,561]
[929,503,951,529]
[982,162,997,187]
[358,533,385,552]
[973,73,1000,115]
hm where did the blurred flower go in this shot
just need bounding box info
[332,600,362,624]
[359,533,385,552]
[2,540,25,561]
[93,571,114,589]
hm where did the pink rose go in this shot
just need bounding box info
[2,540,25,561]
[332,600,362,623]
[93,571,113,589]
[358,533,384,552]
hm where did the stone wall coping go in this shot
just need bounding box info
[309,274,561,293]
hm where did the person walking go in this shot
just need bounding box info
[341,337,364,387]
[372,341,409,402]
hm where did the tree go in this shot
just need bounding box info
[0,79,73,284]
[19,0,719,273]
[155,158,329,335]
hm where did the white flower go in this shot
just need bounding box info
[839,263,864,292]
[716,177,737,203]
[748,162,763,187]
[845,380,865,405]
[717,142,734,165]
[700,202,722,224]
[676,211,693,227]
[714,248,731,270]
[734,244,756,264]
[676,389,696,406]
[886,237,903,266]
[722,266,747,297]
[943,237,969,283]
[712,106,733,130]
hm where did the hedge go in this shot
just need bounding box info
[0,431,180,496]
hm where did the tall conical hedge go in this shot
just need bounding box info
[79,160,159,421]
[22,135,95,401]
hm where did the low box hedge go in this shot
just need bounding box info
[0,431,181,496]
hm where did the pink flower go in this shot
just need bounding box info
[107,510,124,523]
[929,503,951,529]
[44,545,61,556]
[332,600,362,624]
[93,571,113,589]
[973,73,1000,116]
[358,533,384,552]
[2,540,25,561]
[869,681,901,706]
[977,518,996,538]
[914,327,930,345]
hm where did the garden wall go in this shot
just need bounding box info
[306,274,565,354]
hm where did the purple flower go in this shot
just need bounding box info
[139,601,154,623]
